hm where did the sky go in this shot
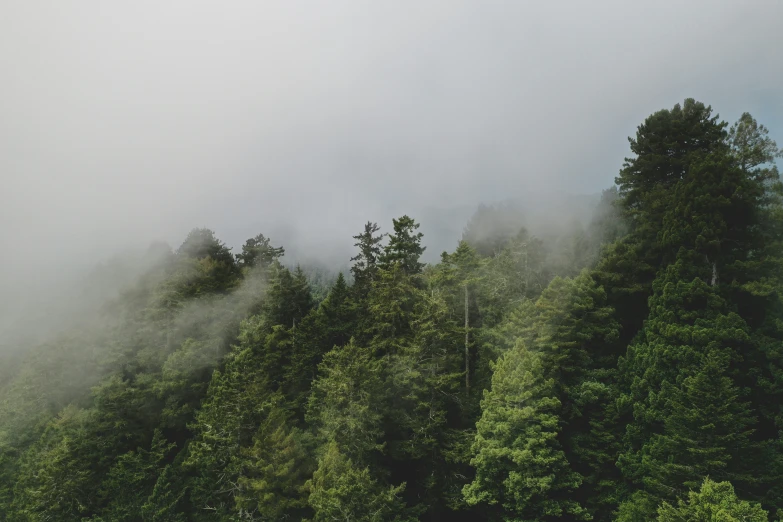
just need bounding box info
[1,1,782,309]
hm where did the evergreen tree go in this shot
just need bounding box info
[464,273,620,521]
[235,394,315,521]
[385,289,464,519]
[379,215,426,276]
[183,338,273,519]
[235,233,285,270]
[463,339,586,521]
[351,221,385,298]
[262,261,314,329]
[307,441,412,522]
[285,273,358,416]
[616,255,763,516]
[436,240,483,393]
[656,478,768,522]
[97,430,176,522]
[306,340,386,464]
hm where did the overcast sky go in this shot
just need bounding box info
[2,1,782,299]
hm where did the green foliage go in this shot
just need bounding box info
[351,221,385,298]
[97,430,176,522]
[657,478,768,522]
[4,102,783,522]
[235,394,315,520]
[307,340,387,462]
[464,272,620,521]
[235,233,285,270]
[306,441,412,522]
[379,215,426,276]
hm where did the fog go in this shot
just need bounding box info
[2,1,782,343]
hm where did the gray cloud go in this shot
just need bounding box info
[1,1,782,319]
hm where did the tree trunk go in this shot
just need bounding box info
[465,284,470,393]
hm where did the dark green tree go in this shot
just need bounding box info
[351,221,385,298]
[235,233,285,270]
[306,441,412,522]
[235,394,315,521]
[464,273,620,521]
[656,478,768,522]
[379,215,426,276]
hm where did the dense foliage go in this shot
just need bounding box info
[1,100,782,521]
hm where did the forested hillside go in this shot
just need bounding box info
[2,99,783,521]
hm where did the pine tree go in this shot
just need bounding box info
[385,289,464,518]
[183,338,272,518]
[235,233,285,270]
[306,340,387,464]
[235,394,315,520]
[98,430,176,522]
[463,339,586,521]
[616,256,763,516]
[285,273,357,417]
[643,350,757,497]
[656,478,768,522]
[436,240,483,393]
[306,441,412,522]
[262,261,314,329]
[464,273,619,521]
[351,222,385,299]
[379,215,426,276]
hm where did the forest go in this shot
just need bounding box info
[1,98,782,521]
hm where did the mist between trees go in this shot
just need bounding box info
[1,100,783,521]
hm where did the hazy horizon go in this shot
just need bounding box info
[2,1,782,340]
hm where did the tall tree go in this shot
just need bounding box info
[351,222,385,298]
[306,441,412,522]
[235,233,285,270]
[379,215,426,276]
[656,478,768,522]
[464,273,620,521]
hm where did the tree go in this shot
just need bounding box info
[262,261,313,329]
[656,478,768,522]
[306,441,412,522]
[463,340,586,521]
[98,430,176,522]
[235,233,285,270]
[465,273,621,521]
[617,257,763,515]
[285,273,358,416]
[183,338,273,518]
[384,289,464,518]
[306,340,387,464]
[478,227,551,327]
[234,394,315,521]
[642,350,757,498]
[437,241,483,392]
[351,222,385,298]
[379,215,426,276]
[728,112,782,174]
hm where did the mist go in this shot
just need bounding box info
[2,1,782,348]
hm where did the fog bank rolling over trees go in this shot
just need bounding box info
[1,102,783,521]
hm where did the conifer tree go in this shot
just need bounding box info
[464,273,619,521]
[98,430,176,522]
[235,233,285,270]
[306,340,387,464]
[656,478,768,522]
[235,394,315,521]
[306,441,412,522]
[351,221,385,298]
[379,215,426,276]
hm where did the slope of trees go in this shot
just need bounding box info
[1,99,782,521]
